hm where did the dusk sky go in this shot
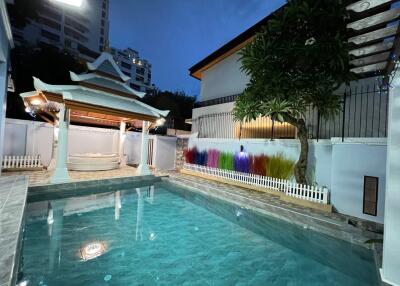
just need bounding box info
[109,0,285,97]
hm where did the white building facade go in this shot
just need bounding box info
[110,47,153,93]
[8,0,109,61]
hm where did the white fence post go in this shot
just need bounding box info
[182,163,329,205]
[1,155,43,170]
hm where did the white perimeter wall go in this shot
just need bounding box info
[189,137,387,223]
[3,118,176,171]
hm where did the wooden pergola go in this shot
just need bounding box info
[20,52,169,183]
[347,0,400,81]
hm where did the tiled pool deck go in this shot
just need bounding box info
[1,166,140,186]
[0,167,385,285]
[0,176,29,286]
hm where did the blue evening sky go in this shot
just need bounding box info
[109,0,285,97]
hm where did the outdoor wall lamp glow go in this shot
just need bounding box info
[30,99,42,106]
[51,0,83,7]
[156,118,166,126]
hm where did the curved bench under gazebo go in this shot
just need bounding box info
[20,52,169,183]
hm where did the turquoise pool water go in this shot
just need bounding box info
[18,181,378,285]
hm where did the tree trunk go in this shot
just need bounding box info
[295,119,308,184]
[286,116,309,184]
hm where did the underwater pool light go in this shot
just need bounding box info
[80,241,107,261]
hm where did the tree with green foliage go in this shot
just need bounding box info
[142,89,195,133]
[7,45,85,120]
[233,0,354,184]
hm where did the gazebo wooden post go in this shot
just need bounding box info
[119,121,126,166]
[136,120,151,175]
[50,105,70,183]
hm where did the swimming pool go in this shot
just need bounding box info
[18,180,379,285]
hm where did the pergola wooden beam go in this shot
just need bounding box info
[347,8,400,31]
[350,61,387,74]
[347,0,395,13]
[350,51,391,66]
[349,41,393,57]
[348,25,397,45]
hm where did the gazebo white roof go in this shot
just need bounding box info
[20,52,168,125]
[69,72,146,98]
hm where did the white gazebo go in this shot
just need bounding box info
[20,52,169,183]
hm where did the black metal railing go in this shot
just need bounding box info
[305,83,389,140]
[195,94,240,108]
[192,83,389,140]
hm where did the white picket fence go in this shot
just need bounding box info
[183,163,329,205]
[2,155,43,170]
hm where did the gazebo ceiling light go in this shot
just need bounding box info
[30,99,42,106]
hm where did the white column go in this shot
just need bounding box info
[50,105,70,183]
[119,121,126,167]
[47,116,60,170]
[136,120,151,175]
[381,78,400,286]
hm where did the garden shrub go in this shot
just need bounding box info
[195,150,208,166]
[207,149,219,168]
[234,152,250,173]
[266,153,295,180]
[250,154,268,176]
[219,152,234,171]
[184,147,196,164]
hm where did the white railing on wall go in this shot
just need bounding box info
[2,155,43,170]
[183,163,329,205]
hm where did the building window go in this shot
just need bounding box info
[136,76,144,82]
[101,19,105,27]
[136,67,145,75]
[77,44,100,59]
[41,29,60,42]
[39,6,62,21]
[64,26,88,43]
[121,62,131,69]
[122,71,131,77]
[39,16,61,31]
[102,11,106,17]
[130,83,141,91]
[363,176,379,216]
[65,16,88,34]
